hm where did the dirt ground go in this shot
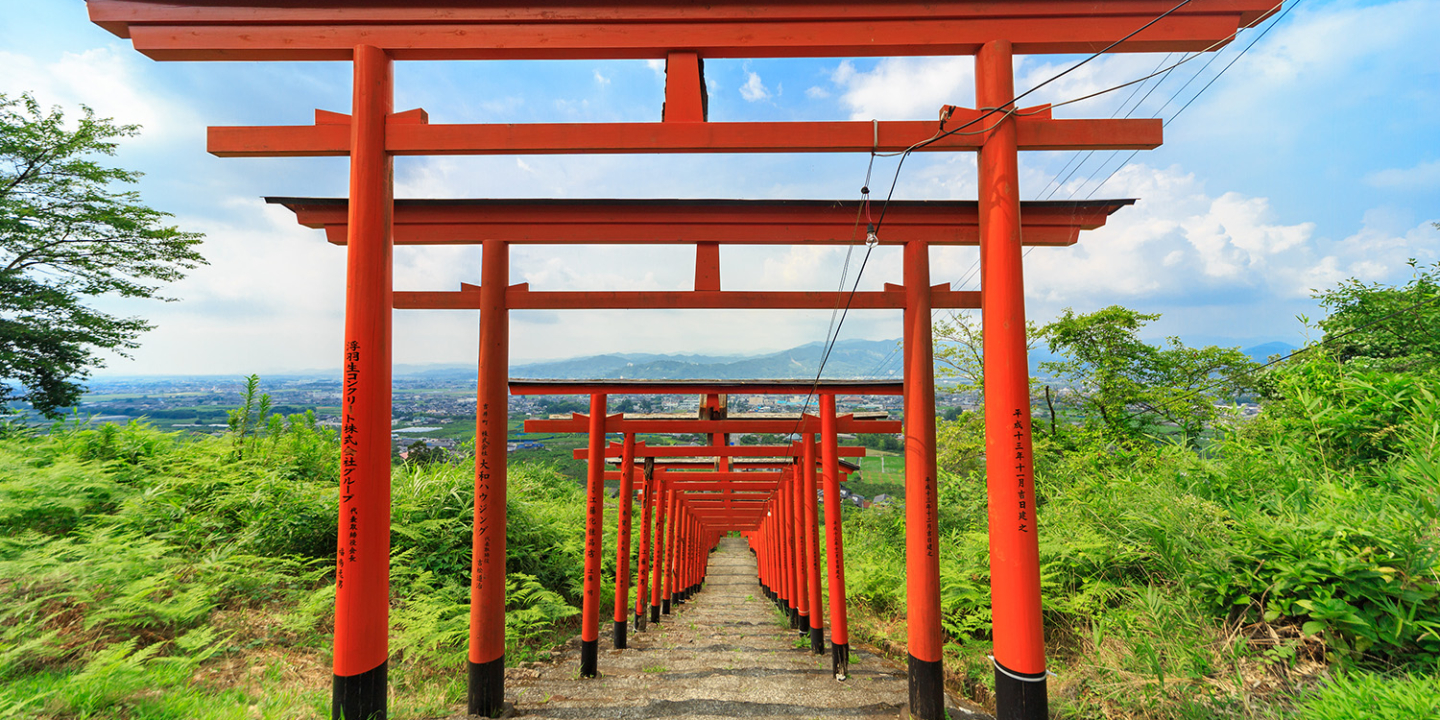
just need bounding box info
[440,536,991,719]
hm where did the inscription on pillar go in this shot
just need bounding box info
[1013,408,1030,533]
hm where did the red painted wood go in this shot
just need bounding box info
[904,240,943,668]
[819,394,848,646]
[273,197,1128,248]
[613,434,637,626]
[635,459,654,620]
[210,118,1161,157]
[90,0,1273,61]
[395,288,981,311]
[525,415,901,434]
[804,438,824,633]
[581,394,607,644]
[791,465,809,625]
[333,44,391,681]
[664,51,706,123]
[574,442,871,459]
[979,40,1047,678]
[649,477,668,613]
[468,238,508,669]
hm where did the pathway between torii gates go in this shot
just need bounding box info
[440,538,991,720]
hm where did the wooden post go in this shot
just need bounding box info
[663,483,680,614]
[904,240,944,718]
[635,457,655,631]
[467,237,509,715]
[650,475,668,622]
[979,39,1048,720]
[804,437,825,654]
[820,393,851,679]
[580,394,606,678]
[333,43,392,720]
[793,463,810,634]
[613,433,636,648]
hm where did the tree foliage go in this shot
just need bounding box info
[933,311,1039,395]
[1316,259,1440,373]
[1039,305,1260,441]
[0,93,204,417]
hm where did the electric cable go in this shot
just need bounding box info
[1081,0,1300,198]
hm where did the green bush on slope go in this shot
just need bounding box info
[0,414,598,718]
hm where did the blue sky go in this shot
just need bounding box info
[2,0,1437,376]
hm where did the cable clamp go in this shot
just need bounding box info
[988,656,1055,683]
[939,104,957,129]
[865,223,879,247]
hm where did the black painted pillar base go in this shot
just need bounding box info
[809,627,824,654]
[672,591,683,605]
[333,660,387,720]
[467,657,504,718]
[832,643,850,680]
[580,639,599,678]
[798,614,810,634]
[994,662,1049,720]
[635,611,647,632]
[614,620,627,649]
[662,598,671,615]
[788,607,799,629]
[907,654,943,720]
[650,605,661,623]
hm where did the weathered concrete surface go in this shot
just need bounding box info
[470,536,991,719]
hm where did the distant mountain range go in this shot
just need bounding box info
[1240,341,1299,362]
[92,338,1298,382]
[511,338,903,380]
[402,337,1296,382]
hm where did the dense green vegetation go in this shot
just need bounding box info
[1,265,1436,718]
[839,266,1440,718]
[0,415,597,718]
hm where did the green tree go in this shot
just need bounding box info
[931,312,1048,472]
[1316,259,1440,373]
[0,93,203,417]
[1039,305,1259,442]
[933,311,1040,395]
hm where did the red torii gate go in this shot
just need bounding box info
[596,449,861,657]
[519,380,889,675]
[87,2,1279,719]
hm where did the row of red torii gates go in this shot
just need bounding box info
[88,2,1279,719]
[512,381,893,677]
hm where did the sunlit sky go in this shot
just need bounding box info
[2,0,1437,376]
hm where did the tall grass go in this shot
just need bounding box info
[841,352,1440,718]
[0,414,600,718]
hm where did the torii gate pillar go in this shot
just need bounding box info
[979,40,1049,719]
[469,238,510,714]
[333,45,393,720]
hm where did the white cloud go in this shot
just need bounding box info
[1023,164,1439,315]
[832,57,973,120]
[1163,0,1440,143]
[593,69,611,86]
[739,72,771,102]
[1365,159,1440,189]
[805,86,830,99]
[0,46,198,145]
[94,201,347,375]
